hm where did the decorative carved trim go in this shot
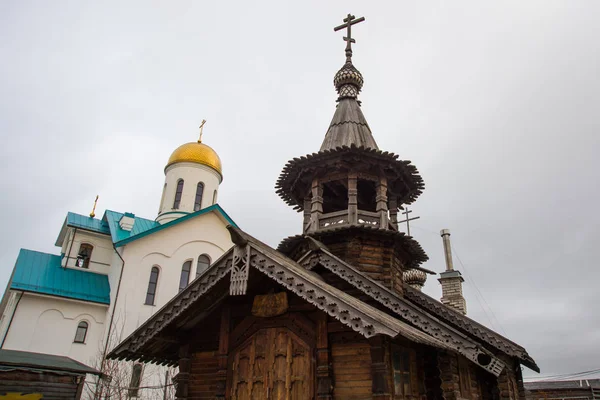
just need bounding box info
[230,245,250,295]
[403,285,538,372]
[109,251,234,361]
[310,248,506,376]
[247,245,399,338]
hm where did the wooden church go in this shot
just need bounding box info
[109,15,538,400]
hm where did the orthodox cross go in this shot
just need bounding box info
[334,14,365,63]
[89,195,99,218]
[198,119,207,143]
[398,206,420,236]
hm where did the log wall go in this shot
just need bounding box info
[331,341,373,399]
[0,370,82,400]
[188,350,219,399]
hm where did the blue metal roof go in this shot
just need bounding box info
[103,210,160,244]
[114,204,238,247]
[10,249,110,304]
[66,212,110,235]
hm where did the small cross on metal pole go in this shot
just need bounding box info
[334,14,366,63]
[398,207,420,236]
[198,119,207,143]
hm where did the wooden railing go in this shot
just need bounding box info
[319,210,349,229]
[357,210,380,228]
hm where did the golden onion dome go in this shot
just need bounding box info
[166,141,223,179]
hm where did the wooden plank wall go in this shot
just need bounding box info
[0,370,80,399]
[331,342,372,399]
[188,350,219,399]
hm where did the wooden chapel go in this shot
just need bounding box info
[109,14,538,400]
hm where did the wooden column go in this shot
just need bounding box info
[376,177,388,229]
[310,179,323,232]
[388,198,398,230]
[316,314,333,399]
[347,173,358,225]
[303,198,312,232]
[438,351,460,400]
[216,306,231,399]
[175,343,191,400]
[369,336,392,400]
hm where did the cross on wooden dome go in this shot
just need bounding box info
[334,14,365,63]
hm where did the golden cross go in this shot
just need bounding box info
[198,120,207,142]
[334,14,365,63]
[90,195,99,218]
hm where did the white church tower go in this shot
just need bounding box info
[157,120,223,224]
[0,122,236,399]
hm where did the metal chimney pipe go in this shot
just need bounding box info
[440,229,454,271]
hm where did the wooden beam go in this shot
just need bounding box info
[316,313,333,399]
[216,306,230,399]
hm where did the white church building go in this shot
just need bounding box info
[0,132,236,398]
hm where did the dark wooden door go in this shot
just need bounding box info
[230,327,312,399]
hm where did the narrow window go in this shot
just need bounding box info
[212,190,217,205]
[391,346,413,396]
[173,179,184,209]
[196,255,211,277]
[194,182,204,211]
[129,363,143,398]
[76,243,93,268]
[74,321,88,343]
[179,261,192,292]
[145,266,159,305]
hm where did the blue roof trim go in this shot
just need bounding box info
[11,249,110,305]
[115,204,238,247]
[66,212,110,235]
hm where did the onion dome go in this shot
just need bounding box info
[403,269,428,291]
[166,141,222,179]
[334,62,364,99]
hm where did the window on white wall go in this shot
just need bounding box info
[76,243,93,268]
[213,190,217,204]
[173,179,184,209]
[197,255,211,277]
[179,261,192,292]
[145,266,160,305]
[129,363,143,397]
[74,321,88,343]
[194,182,204,211]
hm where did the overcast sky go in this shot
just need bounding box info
[1,1,599,380]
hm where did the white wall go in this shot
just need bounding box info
[157,162,221,224]
[2,292,108,367]
[114,210,232,339]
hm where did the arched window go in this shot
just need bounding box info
[194,182,204,211]
[129,364,143,398]
[212,190,217,205]
[196,255,211,277]
[179,261,192,292]
[173,179,184,209]
[74,321,88,343]
[76,243,93,268]
[145,266,159,305]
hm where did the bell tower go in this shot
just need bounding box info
[276,15,430,294]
